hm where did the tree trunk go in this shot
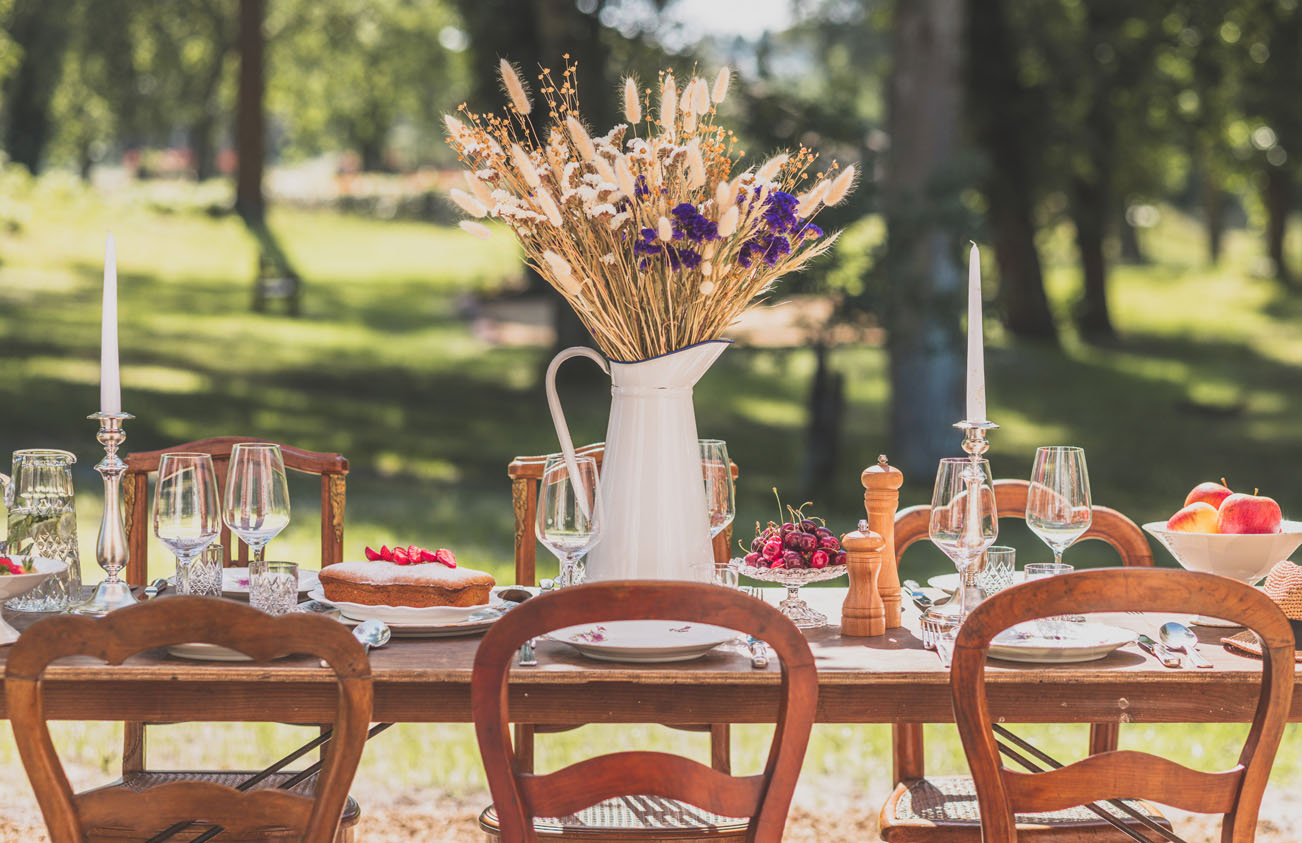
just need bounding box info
[967,0,1057,343]
[1264,165,1293,288]
[190,115,216,181]
[885,0,966,479]
[1071,176,1115,340]
[1,0,75,174]
[802,343,845,499]
[1117,205,1146,265]
[235,0,266,223]
[1202,173,1225,265]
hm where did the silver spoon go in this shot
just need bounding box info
[1159,621,1212,669]
[353,619,391,652]
[144,578,169,599]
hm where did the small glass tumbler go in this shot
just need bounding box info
[977,546,1016,596]
[1024,561,1075,635]
[178,545,224,597]
[249,561,298,616]
[714,562,740,590]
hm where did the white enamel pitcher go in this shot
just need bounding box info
[545,339,731,582]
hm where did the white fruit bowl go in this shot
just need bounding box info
[0,556,68,644]
[1142,520,1302,585]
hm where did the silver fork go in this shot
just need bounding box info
[518,578,554,667]
[919,614,955,668]
[743,587,770,668]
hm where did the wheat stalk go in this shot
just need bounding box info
[444,57,856,361]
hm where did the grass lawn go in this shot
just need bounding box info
[2,177,1302,839]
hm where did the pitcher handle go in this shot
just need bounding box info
[544,347,609,522]
[0,473,9,555]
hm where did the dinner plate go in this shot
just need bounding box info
[928,572,1026,595]
[221,567,319,599]
[336,614,498,638]
[306,586,501,624]
[986,621,1135,664]
[166,642,255,662]
[550,620,735,663]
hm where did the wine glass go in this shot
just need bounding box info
[699,439,735,540]
[536,454,602,588]
[929,457,998,623]
[223,443,291,564]
[1027,446,1092,567]
[154,453,221,593]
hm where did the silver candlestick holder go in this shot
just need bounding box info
[71,411,139,616]
[928,419,1000,623]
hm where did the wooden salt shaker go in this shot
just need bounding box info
[863,455,904,629]
[840,522,886,637]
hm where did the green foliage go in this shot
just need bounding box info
[268,0,468,169]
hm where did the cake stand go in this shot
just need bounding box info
[730,557,847,629]
[0,557,68,644]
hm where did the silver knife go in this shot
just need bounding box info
[901,579,933,611]
[1137,634,1181,668]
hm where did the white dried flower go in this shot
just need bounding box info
[712,67,731,104]
[714,180,732,208]
[459,220,492,240]
[680,84,696,114]
[535,189,563,227]
[623,77,641,123]
[660,74,677,135]
[756,153,789,183]
[615,156,637,199]
[543,250,579,292]
[449,188,488,218]
[682,109,697,135]
[608,211,630,230]
[693,78,711,114]
[824,164,856,206]
[796,180,830,218]
[700,280,716,294]
[658,216,673,242]
[718,206,740,237]
[701,260,713,275]
[499,59,532,115]
[687,139,706,189]
[566,115,597,162]
[443,114,468,138]
[562,161,583,190]
[464,170,494,206]
[593,155,618,186]
[588,203,618,219]
[510,143,541,188]
[601,253,617,265]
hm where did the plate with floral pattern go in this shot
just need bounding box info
[550,620,735,663]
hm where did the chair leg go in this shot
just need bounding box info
[710,724,731,774]
[1089,722,1121,755]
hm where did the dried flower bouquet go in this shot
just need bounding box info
[445,57,855,361]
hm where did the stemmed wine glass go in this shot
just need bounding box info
[1026,446,1092,567]
[700,439,735,541]
[223,443,291,564]
[153,453,221,593]
[929,457,998,623]
[536,454,602,588]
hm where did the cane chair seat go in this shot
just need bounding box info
[880,775,1170,842]
[480,797,750,840]
[82,772,360,841]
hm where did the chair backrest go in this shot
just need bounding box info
[952,568,1294,843]
[472,581,817,842]
[6,597,373,843]
[124,436,349,584]
[893,478,1152,566]
[508,445,739,585]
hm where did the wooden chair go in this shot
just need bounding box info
[120,436,358,840]
[952,568,1294,842]
[880,478,1166,841]
[7,597,372,842]
[472,581,817,842]
[506,444,736,776]
[123,436,350,585]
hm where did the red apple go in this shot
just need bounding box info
[1166,501,1219,533]
[1184,480,1233,510]
[1216,492,1282,535]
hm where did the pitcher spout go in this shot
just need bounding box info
[608,339,733,390]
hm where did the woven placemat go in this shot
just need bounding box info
[1220,630,1302,662]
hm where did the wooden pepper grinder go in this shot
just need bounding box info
[840,521,886,637]
[863,454,904,629]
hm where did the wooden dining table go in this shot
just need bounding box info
[0,588,1293,728]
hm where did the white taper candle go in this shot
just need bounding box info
[100,233,121,415]
[966,242,986,423]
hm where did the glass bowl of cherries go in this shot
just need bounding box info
[731,498,847,629]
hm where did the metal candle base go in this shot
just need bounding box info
[71,411,139,616]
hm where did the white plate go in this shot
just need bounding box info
[928,572,1026,595]
[550,620,735,663]
[166,642,254,662]
[222,568,319,599]
[336,613,498,638]
[307,586,499,624]
[987,621,1135,664]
